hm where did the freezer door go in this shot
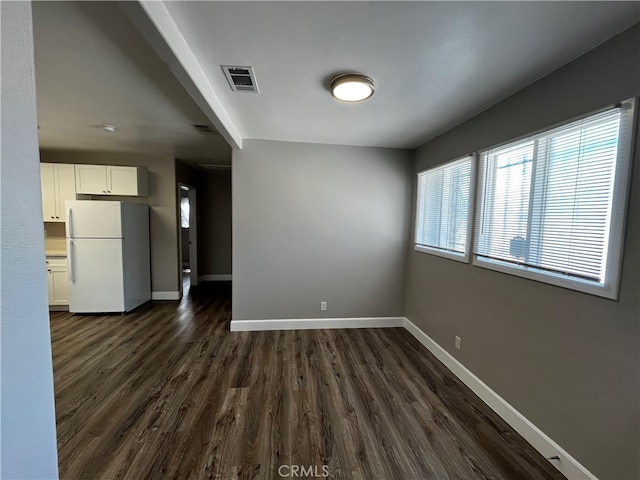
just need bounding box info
[67,238,125,313]
[66,201,122,238]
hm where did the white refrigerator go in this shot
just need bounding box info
[65,200,151,313]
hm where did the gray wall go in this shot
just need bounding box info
[202,170,232,276]
[0,2,59,477]
[40,150,180,294]
[405,24,640,480]
[232,140,411,320]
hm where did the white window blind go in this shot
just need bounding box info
[415,156,473,261]
[473,98,636,298]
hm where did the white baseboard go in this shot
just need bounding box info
[198,274,232,282]
[230,316,405,332]
[403,318,597,480]
[151,291,180,301]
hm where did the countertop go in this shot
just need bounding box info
[45,250,67,257]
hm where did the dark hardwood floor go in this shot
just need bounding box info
[50,282,565,480]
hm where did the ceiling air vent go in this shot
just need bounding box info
[192,124,218,135]
[198,164,232,171]
[222,65,259,93]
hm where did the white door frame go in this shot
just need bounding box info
[188,187,198,286]
[178,183,199,290]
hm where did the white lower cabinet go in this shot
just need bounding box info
[46,257,68,306]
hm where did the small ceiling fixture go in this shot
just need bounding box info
[101,124,117,133]
[330,74,375,102]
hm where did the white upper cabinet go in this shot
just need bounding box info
[74,164,107,194]
[41,164,56,221]
[108,166,144,195]
[41,163,76,222]
[75,165,148,197]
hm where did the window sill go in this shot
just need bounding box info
[472,256,618,300]
[414,245,470,263]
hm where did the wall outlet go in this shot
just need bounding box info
[455,336,461,350]
[320,301,327,311]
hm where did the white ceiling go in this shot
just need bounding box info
[32,1,232,166]
[32,1,640,159]
[162,1,640,149]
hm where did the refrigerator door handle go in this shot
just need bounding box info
[68,207,74,238]
[69,240,75,283]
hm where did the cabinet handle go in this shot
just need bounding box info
[47,269,51,272]
[50,216,55,219]
[107,190,111,193]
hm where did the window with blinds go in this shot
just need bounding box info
[415,155,474,262]
[473,98,636,299]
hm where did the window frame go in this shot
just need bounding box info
[414,154,476,263]
[472,97,637,300]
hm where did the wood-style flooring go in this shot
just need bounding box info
[50,282,565,480]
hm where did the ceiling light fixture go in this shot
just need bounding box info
[330,74,375,102]
[101,124,117,133]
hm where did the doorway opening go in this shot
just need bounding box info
[179,184,198,296]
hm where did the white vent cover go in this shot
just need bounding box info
[222,65,259,93]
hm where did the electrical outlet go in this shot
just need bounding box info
[455,336,461,350]
[320,301,327,311]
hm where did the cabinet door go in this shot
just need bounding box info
[107,166,138,195]
[75,164,107,194]
[50,268,69,304]
[54,164,76,221]
[41,164,57,221]
[46,269,55,304]
[46,258,68,305]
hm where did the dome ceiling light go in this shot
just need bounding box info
[330,74,375,102]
